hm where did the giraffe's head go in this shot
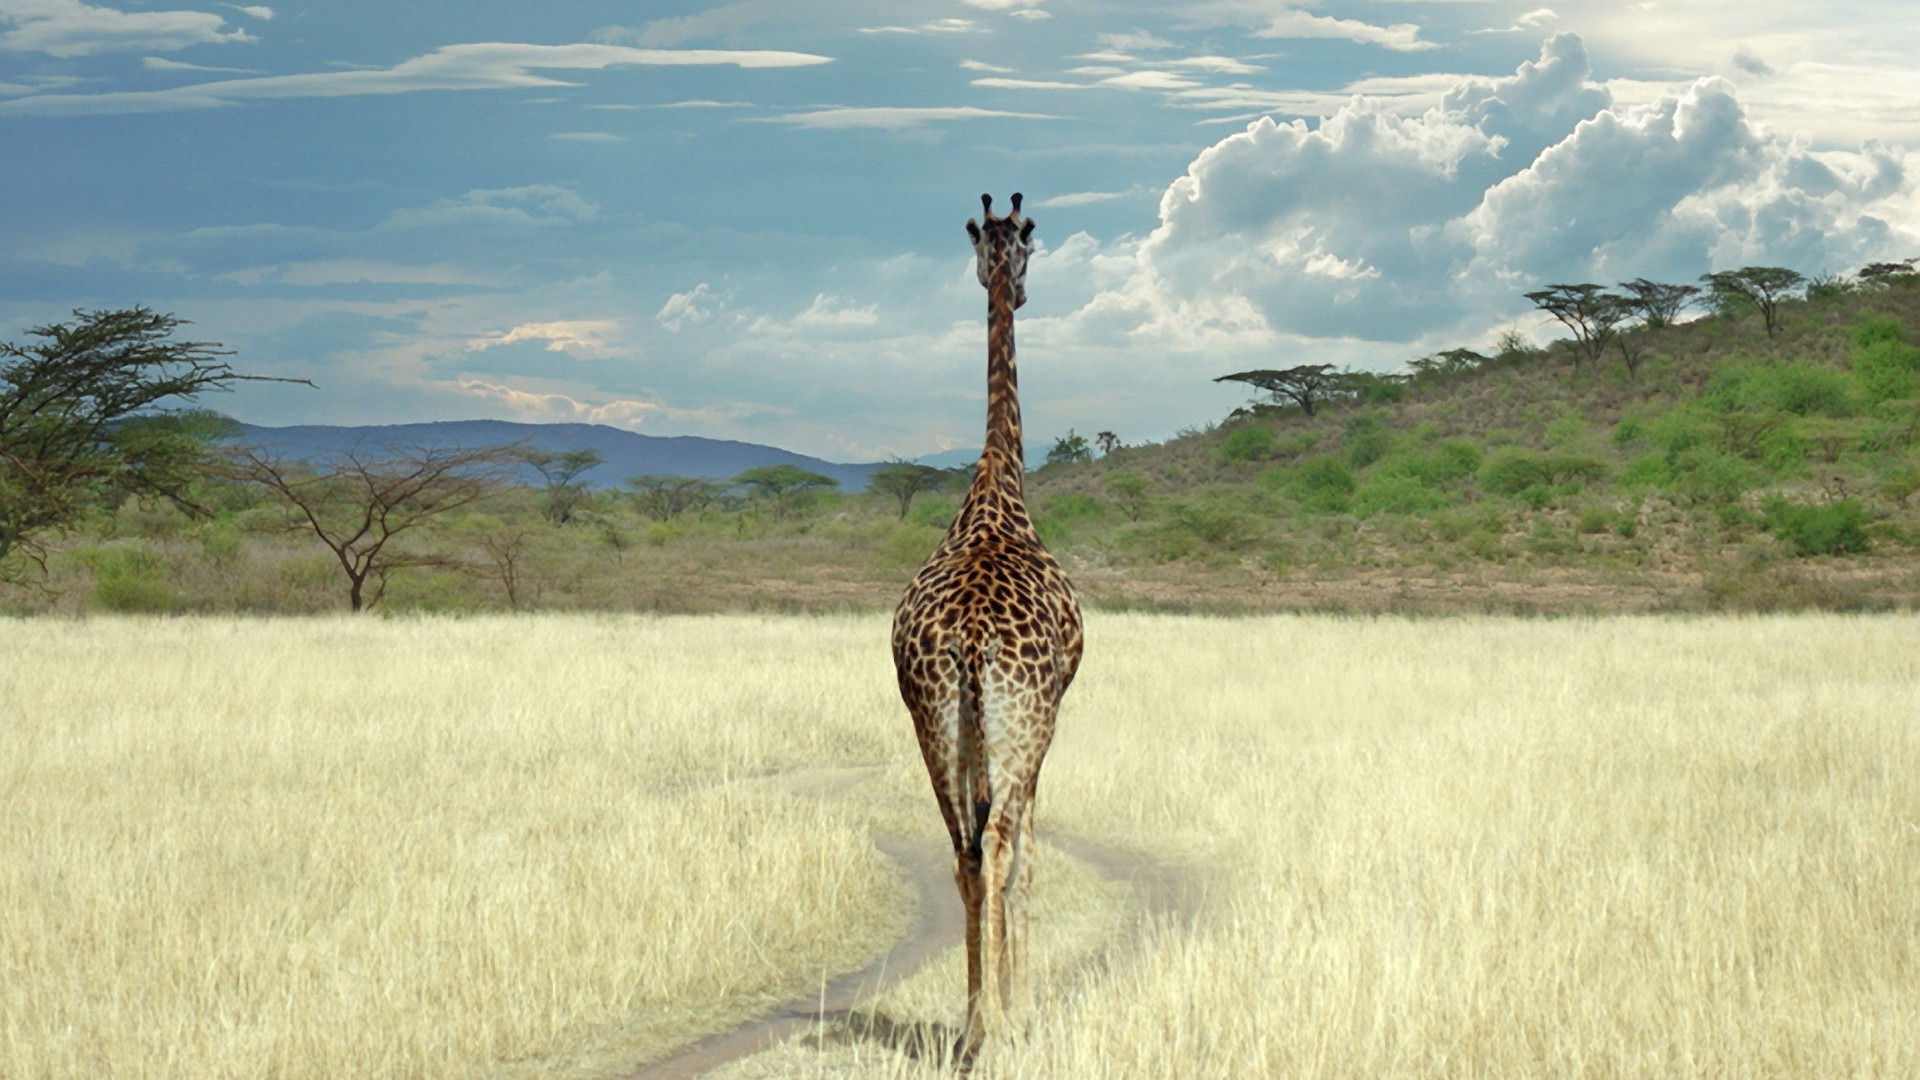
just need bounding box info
[966,192,1036,309]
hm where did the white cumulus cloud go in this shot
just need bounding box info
[656,283,721,331]
[1060,33,1920,355]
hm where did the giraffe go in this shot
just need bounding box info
[891,192,1084,1059]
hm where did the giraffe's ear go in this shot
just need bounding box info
[966,219,983,243]
[1018,218,1036,243]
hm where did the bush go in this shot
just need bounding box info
[1380,439,1482,486]
[1852,339,1920,405]
[1704,361,1856,417]
[1218,425,1281,462]
[1619,454,1670,489]
[1575,504,1616,534]
[78,544,181,613]
[1341,413,1392,469]
[1761,498,1872,556]
[1852,316,1908,349]
[1543,413,1588,449]
[1287,455,1356,512]
[1665,448,1763,505]
[1353,473,1451,518]
[1480,449,1608,495]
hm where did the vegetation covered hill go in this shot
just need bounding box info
[4,272,1918,615]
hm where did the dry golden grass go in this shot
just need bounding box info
[729,614,1920,1078]
[3,613,1917,1079]
[0,616,909,1079]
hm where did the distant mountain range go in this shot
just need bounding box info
[230,420,986,493]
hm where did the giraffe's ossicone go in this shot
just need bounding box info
[891,193,1084,1061]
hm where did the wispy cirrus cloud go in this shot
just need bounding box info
[1188,3,1438,53]
[456,378,783,429]
[0,0,253,57]
[219,260,502,288]
[467,319,623,358]
[1036,186,1152,208]
[142,55,256,74]
[763,105,1058,130]
[972,77,1090,91]
[0,41,832,115]
[859,18,981,35]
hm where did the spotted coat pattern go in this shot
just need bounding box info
[891,194,1084,1057]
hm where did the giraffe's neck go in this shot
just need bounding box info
[978,260,1023,496]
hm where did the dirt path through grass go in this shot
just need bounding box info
[626,770,1199,1079]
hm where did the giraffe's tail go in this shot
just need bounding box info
[953,636,999,860]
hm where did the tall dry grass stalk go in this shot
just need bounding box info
[3,614,1916,1078]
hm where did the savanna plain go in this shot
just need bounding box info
[3,612,1917,1079]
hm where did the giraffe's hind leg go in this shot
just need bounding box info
[1002,784,1038,1017]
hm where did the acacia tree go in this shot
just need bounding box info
[1523,284,1625,369]
[1858,259,1919,289]
[235,443,512,611]
[1094,430,1121,455]
[732,464,837,520]
[0,308,301,578]
[625,474,721,520]
[521,447,603,525]
[1700,267,1806,337]
[1616,278,1700,329]
[1406,348,1488,382]
[867,461,947,520]
[1214,363,1348,416]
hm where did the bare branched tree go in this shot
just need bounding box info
[474,524,541,609]
[234,442,512,611]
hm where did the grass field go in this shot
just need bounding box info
[3,613,1917,1078]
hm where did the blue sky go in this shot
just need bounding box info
[3,2,1918,462]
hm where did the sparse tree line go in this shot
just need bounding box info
[0,307,994,610]
[8,255,1919,615]
[1214,258,1920,418]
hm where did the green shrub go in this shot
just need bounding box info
[79,544,181,613]
[1852,339,1920,404]
[1351,374,1405,404]
[1172,503,1254,546]
[1045,493,1105,521]
[1703,361,1856,417]
[1761,498,1872,556]
[1852,316,1908,349]
[1341,413,1392,469]
[1480,449,1608,495]
[1575,504,1616,534]
[1620,454,1671,489]
[1353,473,1450,518]
[1218,425,1281,462]
[1665,448,1763,504]
[1287,455,1356,512]
[1543,413,1588,449]
[1610,414,1647,448]
[1374,440,1481,490]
